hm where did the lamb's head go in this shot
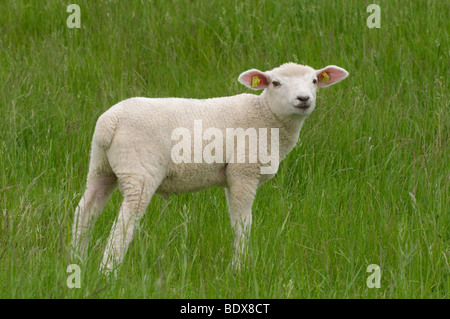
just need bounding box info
[238,63,349,118]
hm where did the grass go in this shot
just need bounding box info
[0,0,448,298]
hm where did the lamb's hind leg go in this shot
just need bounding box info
[100,170,164,276]
[72,142,117,261]
[71,174,117,261]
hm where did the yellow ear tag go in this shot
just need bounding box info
[251,76,261,88]
[319,72,330,83]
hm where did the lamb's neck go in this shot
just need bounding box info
[258,95,306,160]
[278,118,305,160]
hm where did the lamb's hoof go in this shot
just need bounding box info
[99,264,117,279]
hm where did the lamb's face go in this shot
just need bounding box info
[264,64,318,117]
[238,63,349,119]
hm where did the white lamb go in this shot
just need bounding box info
[71,62,349,275]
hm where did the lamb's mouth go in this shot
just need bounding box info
[294,103,311,110]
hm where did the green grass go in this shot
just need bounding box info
[0,0,448,298]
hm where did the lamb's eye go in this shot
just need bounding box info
[272,81,281,87]
[313,79,317,84]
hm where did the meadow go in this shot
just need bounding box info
[0,0,448,298]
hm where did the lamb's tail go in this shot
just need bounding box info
[93,111,119,150]
[87,111,119,178]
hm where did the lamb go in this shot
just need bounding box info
[71,62,349,275]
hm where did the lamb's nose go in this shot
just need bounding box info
[297,95,310,102]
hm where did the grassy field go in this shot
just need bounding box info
[0,0,448,298]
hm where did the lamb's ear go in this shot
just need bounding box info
[238,69,271,90]
[316,65,349,87]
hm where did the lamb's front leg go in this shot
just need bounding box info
[100,171,163,276]
[225,177,259,270]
